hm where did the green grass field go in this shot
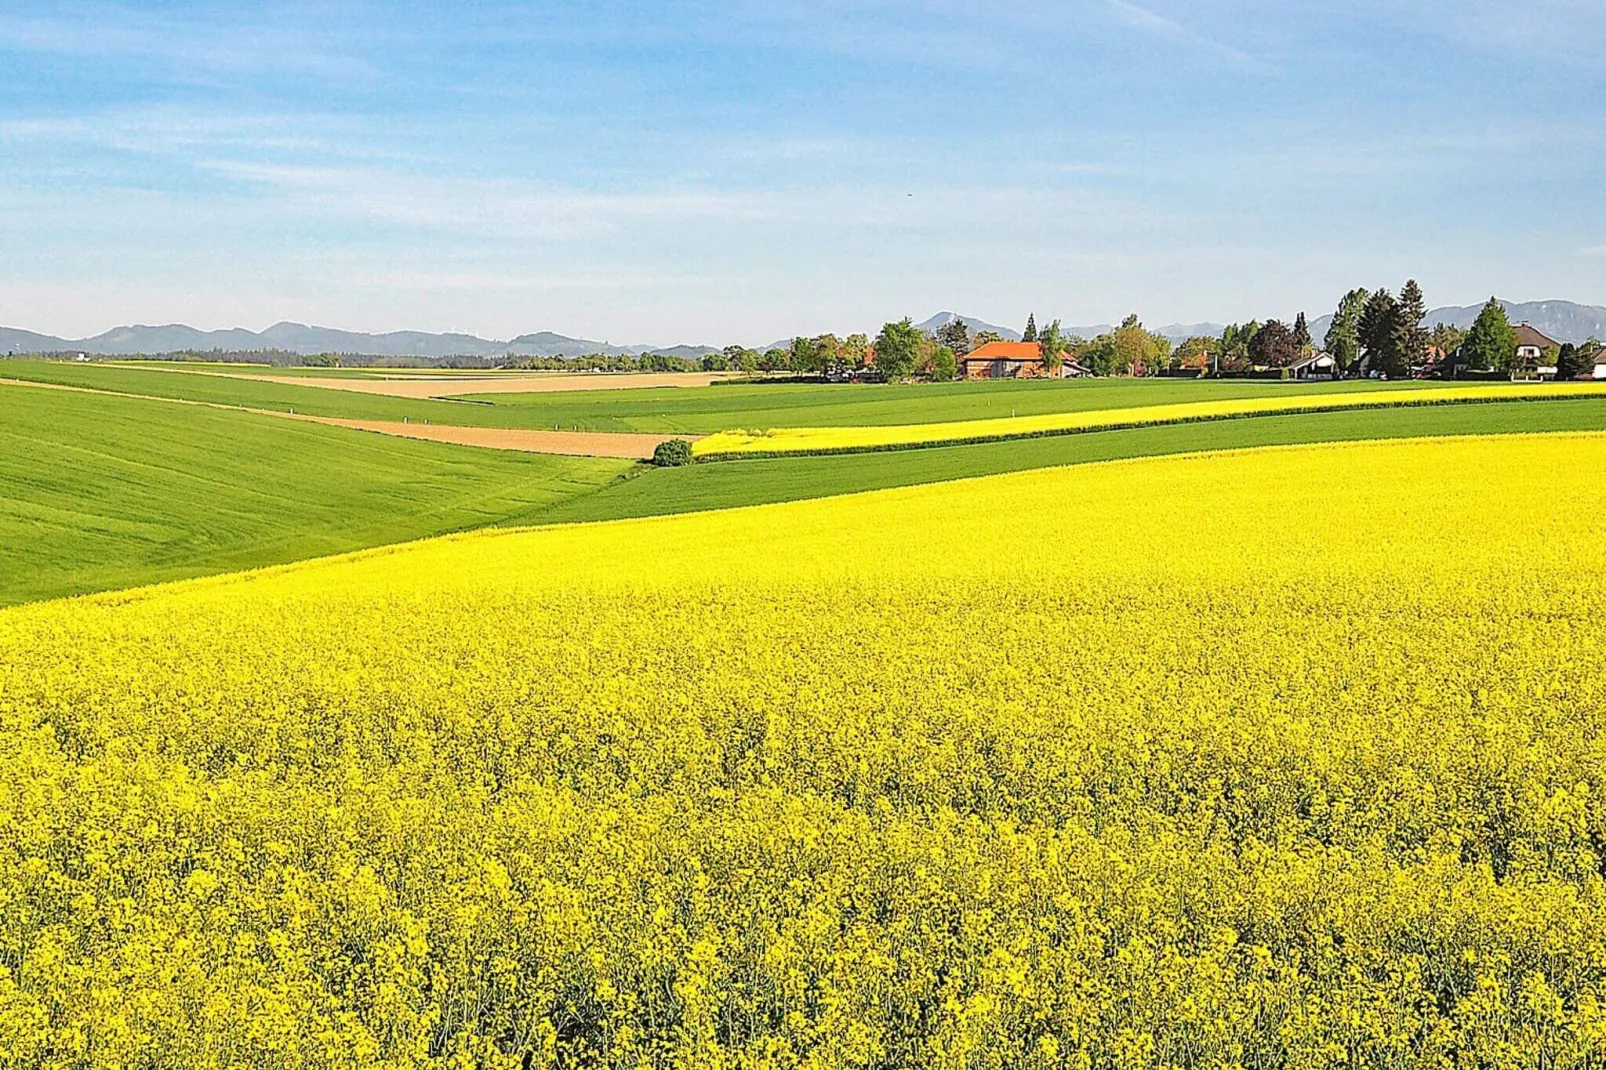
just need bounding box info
[535,397,1606,525]
[0,384,630,605]
[4,359,1443,433]
[457,376,1445,432]
[6,369,1602,606]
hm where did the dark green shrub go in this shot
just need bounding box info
[651,439,694,467]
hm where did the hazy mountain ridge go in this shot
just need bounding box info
[1308,300,1606,347]
[0,321,716,359]
[5,299,1600,361]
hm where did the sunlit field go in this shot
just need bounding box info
[4,434,1604,1066]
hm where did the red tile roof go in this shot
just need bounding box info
[962,341,1043,361]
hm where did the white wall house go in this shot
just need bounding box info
[1508,324,1562,379]
[1289,351,1338,380]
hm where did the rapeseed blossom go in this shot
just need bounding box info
[692,382,1606,456]
[2,434,1605,1067]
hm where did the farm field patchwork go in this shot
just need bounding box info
[457,373,1445,432]
[3,434,1604,1066]
[693,381,1606,457]
[0,383,631,605]
[4,359,1443,433]
[536,396,1606,525]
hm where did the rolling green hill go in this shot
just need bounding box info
[0,384,630,605]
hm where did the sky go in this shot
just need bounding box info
[2,1,1603,346]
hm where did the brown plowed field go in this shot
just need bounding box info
[292,416,690,458]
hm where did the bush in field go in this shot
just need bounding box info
[651,438,694,467]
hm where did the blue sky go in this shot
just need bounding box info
[2,1,1603,345]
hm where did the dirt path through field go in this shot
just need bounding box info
[157,368,738,397]
[0,377,690,458]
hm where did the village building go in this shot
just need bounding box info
[1289,351,1338,380]
[1512,323,1561,379]
[958,340,1085,380]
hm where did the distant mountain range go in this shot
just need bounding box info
[6,299,1601,361]
[1307,300,1606,347]
[0,321,720,360]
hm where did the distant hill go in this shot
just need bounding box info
[506,331,639,358]
[1308,299,1606,347]
[0,321,718,359]
[914,312,1023,342]
[0,327,79,354]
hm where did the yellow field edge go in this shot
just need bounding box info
[691,382,1606,457]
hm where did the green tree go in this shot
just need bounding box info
[1429,323,1466,364]
[1173,336,1215,371]
[1292,312,1312,354]
[789,336,820,374]
[873,318,922,379]
[972,330,1003,347]
[812,334,844,375]
[930,345,958,381]
[1110,315,1162,376]
[842,333,869,368]
[935,318,971,356]
[1219,321,1260,373]
[1022,314,1037,342]
[1556,343,1581,380]
[1324,288,1370,372]
[1461,298,1516,372]
[1038,319,1065,374]
[1082,334,1116,376]
[1398,279,1428,373]
[1359,289,1408,377]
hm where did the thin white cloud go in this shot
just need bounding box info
[1099,0,1258,66]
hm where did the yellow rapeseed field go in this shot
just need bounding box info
[3,433,1606,1068]
[692,381,1606,457]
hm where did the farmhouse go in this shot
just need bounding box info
[1595,346,1606,380]
[1512,324,1560,378]
[1289,351,1338,380]
[959,340,1082,379]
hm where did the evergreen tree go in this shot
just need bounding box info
[1022,314,1038,342]
[1461,298,1517,372]
[1359,289,1408,377]
[935,317,971,356]
[1398,279,1428,373]
[1292,312,1312,354]
[1556,343,1583,380]
[1324,288,1369,372]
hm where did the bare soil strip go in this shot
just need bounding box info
[153,369,737,398]
[0,378,687,459]
[292,417,686,459]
